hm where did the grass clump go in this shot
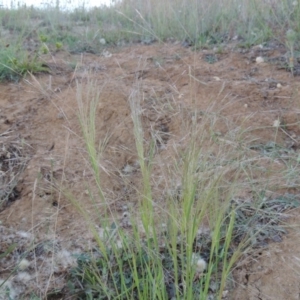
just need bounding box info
[61,73,300,299]
[64,81,254,300]
[67,172,239,299]
[0,52,48,82]
[0,40,48,82]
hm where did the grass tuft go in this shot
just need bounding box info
[65,81,251,299]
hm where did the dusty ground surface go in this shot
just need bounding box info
[1,42,300,299]
[232,208,300,300]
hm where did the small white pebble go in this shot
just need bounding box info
[19,259,30,270]
[123,164,135,174]
[244,103,248,108]
[99,38,106,45]
[116,240,123,249]
[17,231,31,239]
[273,119,281,128]
[253,44,263,49]
[102,50,112,58]
[277,83,282,88]
[57,112,64,119]
[256,56,264,64]
[222,290,229,298]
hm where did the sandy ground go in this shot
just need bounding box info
[1,42,300,299]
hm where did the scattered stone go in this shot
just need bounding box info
[273,119,280,127]
[256,56,264,64]
[99,38,106,45]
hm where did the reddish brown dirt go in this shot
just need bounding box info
[233,208,300,300]
[1,42,300,298]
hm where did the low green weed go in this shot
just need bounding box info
[0,46,48,81]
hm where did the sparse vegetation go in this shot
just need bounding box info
[0,1,298,81]
[0,46,47,81]
[1,0,300,299]
[65,81,243,299]
[0,0,299,81]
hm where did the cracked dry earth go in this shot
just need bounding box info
[1,42,300,299]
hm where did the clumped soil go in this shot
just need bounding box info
[1,42,300,299]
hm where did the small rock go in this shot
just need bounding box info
[253,44,263,49]
[57,112,64,119]
[256,56,264,64]
[222,290,229,298]
[102,50,112,58]
[99,38,106,45]
[122,164,135,174]
[19,259,30,270]
[273,119,280,127]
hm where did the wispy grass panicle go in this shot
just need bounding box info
[76,79,107,204]
[129,88,157,241]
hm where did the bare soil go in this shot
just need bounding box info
[1,42,300,299]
